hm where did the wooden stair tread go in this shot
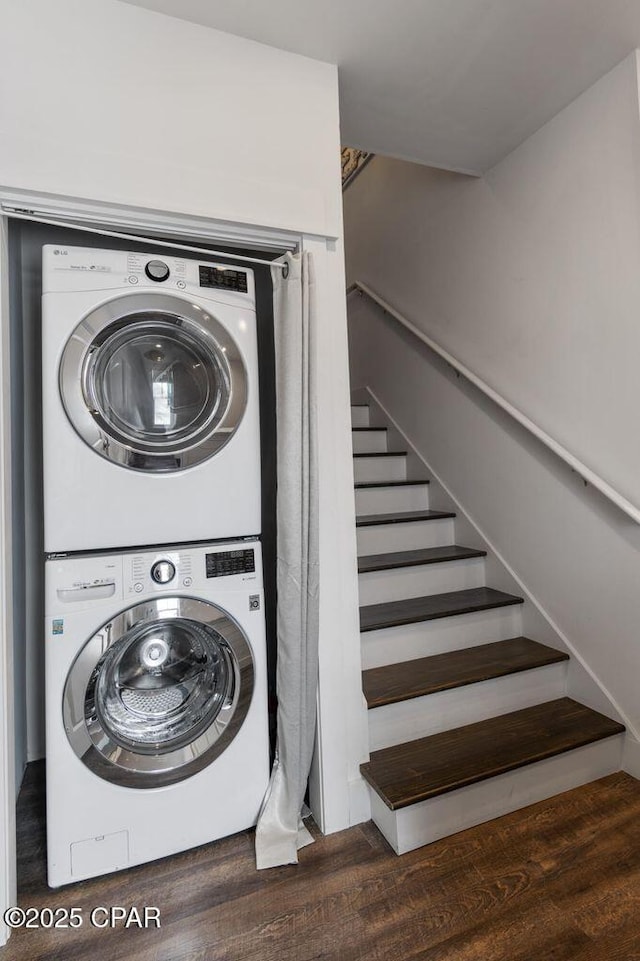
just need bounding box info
[360,586,523,632]
[353,451,407,458]
[361,698,625,810]
[352,427,387,432]
[362,637,569,708]
[354,480,430,489]
[356,509,455,528]
[358,544,485,573]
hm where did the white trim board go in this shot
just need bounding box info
[622,735,640,780]
[0,218,16,947]
[0,188,303,252]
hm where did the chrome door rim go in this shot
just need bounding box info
[62,597,255,789]
[59,292,248,472]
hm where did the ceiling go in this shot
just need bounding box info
[119,0,640,174]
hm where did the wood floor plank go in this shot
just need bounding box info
[362,637,568,708]
[360,698,624,809]
[360,783,640,961]
[406,897,591,961]
[6,766,640,961]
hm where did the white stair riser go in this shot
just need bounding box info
[370,735,624,855]
[355,485,430,515]
[354,456,407,484]
[361,606,523,670]
[358,557,485,606]
[352,430,388,454]
[368,662,567,752]
[357,518,455,554]
[351,406,370,428]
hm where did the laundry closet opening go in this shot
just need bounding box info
[8,218,281,812]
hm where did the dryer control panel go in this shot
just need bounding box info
[199,265,248,293]
[41,245,256,306]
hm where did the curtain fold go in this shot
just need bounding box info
[255,250,319,870]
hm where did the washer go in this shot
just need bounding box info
[42,245,261,553]
[45,539,269,887]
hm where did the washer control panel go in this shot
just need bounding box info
[125,541,259,597]
[45,540,262,616]
[129,551,191,595]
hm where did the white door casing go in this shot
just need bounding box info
[0,216,17,946]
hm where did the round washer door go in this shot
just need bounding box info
[60,293,248,472]
[63,597,255,789]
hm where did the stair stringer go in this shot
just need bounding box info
[354,385,639,771]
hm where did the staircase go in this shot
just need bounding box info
[352,400,625,855]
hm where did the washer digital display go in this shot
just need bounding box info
[206,549,255,578]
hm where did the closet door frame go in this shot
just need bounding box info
[0,216,16,946]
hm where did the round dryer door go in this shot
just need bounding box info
[59,293,248,472]
[63,597,255,788]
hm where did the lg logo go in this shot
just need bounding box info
[52,249,68,256]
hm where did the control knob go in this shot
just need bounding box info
[150,560,176,584]
[145,260,170,282]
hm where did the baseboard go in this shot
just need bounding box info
[348,775,371,826]
[622,734,640,779]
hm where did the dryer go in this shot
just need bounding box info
[42,245,262,553]
[45,539,269,887]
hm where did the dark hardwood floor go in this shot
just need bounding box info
[4,762,640,960]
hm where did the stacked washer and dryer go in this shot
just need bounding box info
[41,245,269,887]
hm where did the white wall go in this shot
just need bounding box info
[0,0,364,875]
[345,51,640,514]
[0,0,342,238]
[344,52,640,737]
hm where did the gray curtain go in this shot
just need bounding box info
[255,251,319,869]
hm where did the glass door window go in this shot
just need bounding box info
[60,294,248,472]
[63,598,255,788]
